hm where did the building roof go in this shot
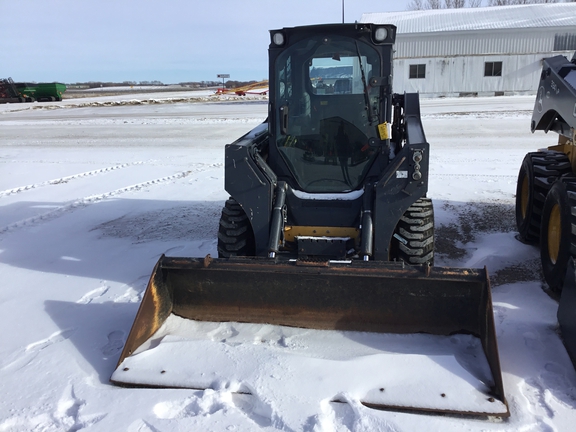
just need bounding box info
[361,4,576,34]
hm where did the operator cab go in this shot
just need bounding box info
[269,25,395,193]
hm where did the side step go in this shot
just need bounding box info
[112,255,508,417]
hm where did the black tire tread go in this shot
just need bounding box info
[217,198,255,257]
[540,176,576,291]
[393,198,434,265]
[516,151,572,242]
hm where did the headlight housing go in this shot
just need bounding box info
[374,27,388,42]
[272,32,285,46]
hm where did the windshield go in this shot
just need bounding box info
[275,35,381,193]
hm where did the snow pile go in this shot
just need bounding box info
[0,91,268,115]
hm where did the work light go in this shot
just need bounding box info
[374,27,388,42]
[272,32,285,46]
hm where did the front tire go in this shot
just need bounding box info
[540,179,576,291]
[515,151,571,243]
[391,198,434,266]
[217,198,255,257]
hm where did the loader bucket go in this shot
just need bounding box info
[112,255,508,417]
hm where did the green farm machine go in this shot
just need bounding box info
[0,78,66,103]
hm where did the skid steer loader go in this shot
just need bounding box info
[112,24,508,417]
[515,51,576,366]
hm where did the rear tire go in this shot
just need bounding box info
[217,198,255,257]
[540,178,576,292]
[515,151,571,243]
[391,198,434,266]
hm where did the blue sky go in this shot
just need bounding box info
[0,0,411,83]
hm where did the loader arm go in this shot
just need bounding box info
[531,54,576,139]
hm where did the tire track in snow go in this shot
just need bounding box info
[25,328,77,352]
[76,285,109,304]
[1,328,76,372]
[0,162,144,198]
[423,109,531,119]
[430,173,516,178]
[0,170,193,235]
[0,94,268,114]
[1,117,266,127]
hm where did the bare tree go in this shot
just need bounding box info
[408,0,472,9]
[408,0,443,8]
[424,0,443,8]
[408,0,563,9]
[407,0,425,10]
[488,0,559,4]
[445,0,467,7]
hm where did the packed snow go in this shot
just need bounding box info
[1,92,576,431]
[113,316,504,415]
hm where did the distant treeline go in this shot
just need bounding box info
[68,80,260,89]
[67,81,166,88]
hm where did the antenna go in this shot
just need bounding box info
[342,0,345,23]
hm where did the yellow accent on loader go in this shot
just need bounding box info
[378,122,389,140]
[547,204,562,264]
[284,226,359,242]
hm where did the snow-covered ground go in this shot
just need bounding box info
[1,93,575,431]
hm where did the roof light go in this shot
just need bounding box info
[374,27,388,42]
[272,32,285,46]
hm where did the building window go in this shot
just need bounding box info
[409,64,426,79]
[484,62,502,77]
[554,34,576,51]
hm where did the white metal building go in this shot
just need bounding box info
[361,4,576,97]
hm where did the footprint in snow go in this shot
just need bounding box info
[539,362,576,408]
[53,384,107,430]
[127,419,162,432]
[523,331,545,352]
[101,330,125,357]
[306,398,355,432]
[2,384,106,431]
[492,304,508,327]
[208,323,239,343]
[519,378,554,418]
[153,390,228,419]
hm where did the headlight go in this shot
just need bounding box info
[272,32,285,46]
[374,27,388,42]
